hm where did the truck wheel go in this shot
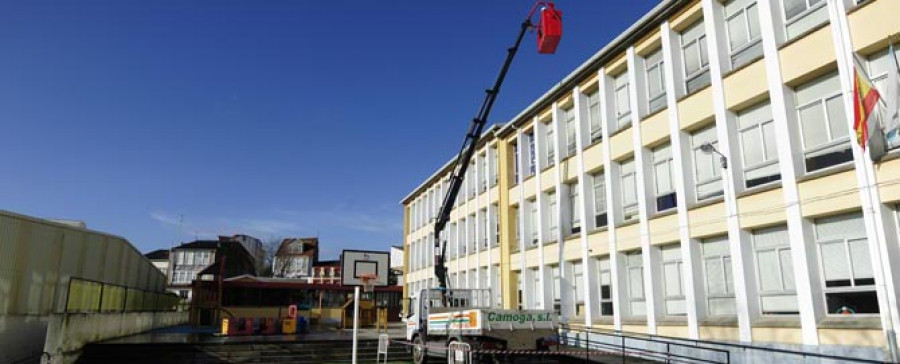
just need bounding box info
[413,336,428,364]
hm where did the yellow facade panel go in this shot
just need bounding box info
[635,31,662,56]
[670,0,702,31]
[562,158,578,183]
[798,169,862,218]
[587,231,610,257]
[491,248,501,265]
[583,143,604,172]
[657,325,690,339]
[509,252,521,270]
[849,0,900,55]
[579,74,600,93]
[508,185,521,205]
[640,111,669,147]
[688,202,728,237]
[751,327,803,345]
[818,328,885,347]
[490,188,500,204]
[542,243,559,265]
[778,26,836,85]
[621,324,650,335]
[699,326,740,342]
[540,168,556,192]
[737,187,787,230]
[605,53,627,76]
[723,59,768,111]
[562,238,582,262]
[648,213,680,246]
[525,248,541,269]
[677,87,714,131]
[523,178,537,200]
[877,158,900,204]
[609,128,635,161]
[616,223,642,252]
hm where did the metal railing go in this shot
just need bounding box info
[559,324,891,364]
[559,324,730,363]
[65,277,180,313]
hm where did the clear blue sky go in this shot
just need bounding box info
[0,0,658,260]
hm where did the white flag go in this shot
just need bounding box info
[886,44,900,149]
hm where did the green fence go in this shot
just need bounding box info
[65,277,180,313]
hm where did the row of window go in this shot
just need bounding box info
[170,270,198,285]
[173,250,212,267]
[520,212,876,318]
[408,205,501,271]
[409,148,500,232]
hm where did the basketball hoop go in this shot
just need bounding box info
[359,273,378,293]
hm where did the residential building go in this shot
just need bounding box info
[402,0,900,360]
[169,238,257,301]
[219,234,265,273]
[272,237,319,278]
[145,249,170,277]
[391,245,404,286]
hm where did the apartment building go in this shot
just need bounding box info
[402,0,900,359]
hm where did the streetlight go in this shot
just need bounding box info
[700,142,728,169]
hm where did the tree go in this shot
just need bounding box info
[261,236,283,277]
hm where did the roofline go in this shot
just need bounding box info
[399,0,687,206]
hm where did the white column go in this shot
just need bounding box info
[573,87,602,325]
[551,102,571,320]
[627,46,659,334]
[534,117,552,310]
[828,0,900,356]
[757,0,822,345]
[660,20,702,340]
[600,68,627,331]
[515,129,530,308]
[474,153,482,290]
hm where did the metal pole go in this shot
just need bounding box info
[352,286,360,364]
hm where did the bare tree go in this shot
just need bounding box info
[261,236,283,277]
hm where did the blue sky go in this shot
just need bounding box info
[0,0,657,260]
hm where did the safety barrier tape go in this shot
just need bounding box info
[388,339,642,357]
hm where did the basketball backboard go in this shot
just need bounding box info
[340,250,390,287]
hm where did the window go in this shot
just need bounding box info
[866,46,900,151]
[479,154,487,192]
[815,213,878,315]
[573,261,584,316]
[545,123,556,167]
[490,147,499,186]
[598,257,614,316]
[569,183,581,234]
[625,251,646,316]
[702,236,736,315]
[176,251,184,265]
[661,244,686,316]
[564,107,578,157]
[752,225,798,315]
[724,0,763,68]
[460,219,468,255]
[783,0,828,41]
[645,48,667,114]
[681,20,711,94]
[551,265,562,314]
[795,72,852,172]
[652,144,677,212]
[513,142,520,182]
[186,251,195,265]
[587,90,603,143]
[614,72,632,130]
[528,133,537,176]
[529,199,539,247]
[592,173,608,228]
[548,191,559,240]
[529,268,541,308]
[481,209,489,249]
[738,102,781,188]
[514,207,520,246]
[691,125,724,201]
[491,205,499,247]
[620,159,639,222]
[468,215,476,253]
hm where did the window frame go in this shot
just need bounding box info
[614,72,632,130]
[660,244,687,316]
[564,107,578,157]
[681,20,711,94]
[794,72,852,173]
[625,251,646,317]
[724,0,763,68]
[598,257,614,316]
[652,143,678,213]
[701,236,737,316]
[644,48,667,114]
[691,126,724,201]
[592,173,609,229]
[782,0,828,40]
[737,102,781,188]
[620,159,639,222]
[545,123,556,168]
[586,90,603,143]
[751,226,799,315]
[569,183,581,234]
[814,213,878,316]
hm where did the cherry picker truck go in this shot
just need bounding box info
[404,2,562,363]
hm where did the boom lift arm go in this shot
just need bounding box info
[432,2,561,301]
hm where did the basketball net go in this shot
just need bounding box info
[359,273,377,293]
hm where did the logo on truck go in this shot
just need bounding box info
[486,312,554,324]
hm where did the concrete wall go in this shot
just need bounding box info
[42,311,187,364]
